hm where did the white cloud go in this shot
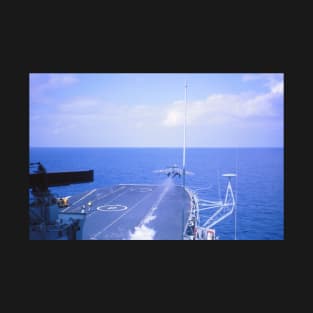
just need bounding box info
[242,73,284,93]
[242,73,271,81]
[135,122,144,129]
[242,73,283,82]
[270,81,283,94]
[59,97,100,113]
[163,109,184,127]
[36,84,282,146]
[48,74,78,87]
[30,74,79,101]
[30,74,284,147]
[162,91,281,127]
[30,115,40,121]
[162,75,283,128]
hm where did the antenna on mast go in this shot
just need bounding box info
[183,80,187,188]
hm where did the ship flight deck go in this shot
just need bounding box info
[60,182,191,240]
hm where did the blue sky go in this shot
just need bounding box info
[29,73,284,147]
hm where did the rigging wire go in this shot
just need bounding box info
[217,168,221,202]
[235,148,238,240]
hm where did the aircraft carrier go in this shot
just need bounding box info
[29,164,199,240]
[28,160,237,240]
[29,82,236,240]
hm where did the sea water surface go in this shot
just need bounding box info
[29,147,284,240]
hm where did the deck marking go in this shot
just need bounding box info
[90,190,154,239]
[95,186,125,201]
[65,186,127,213]
[62,189,96,212]
[129,187,153,192]
[97,204,128,212]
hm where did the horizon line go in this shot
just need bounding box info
[30,146,284,149]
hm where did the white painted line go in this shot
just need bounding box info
[63,189,97,212]
[129,187,153,192]
[95,186,126,201]
[119,184,157,186]
[86,211,98,218]
[91,211,131,239]
[90,191,154,239]
[101,187,130,203]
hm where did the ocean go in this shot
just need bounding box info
[29,147,284,240]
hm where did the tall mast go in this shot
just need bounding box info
[183,80,187,188]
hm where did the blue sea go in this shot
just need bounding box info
[29,147,284,240]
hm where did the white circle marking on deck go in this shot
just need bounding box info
[96,204,128,212]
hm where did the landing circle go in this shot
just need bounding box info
[97,204,128,212]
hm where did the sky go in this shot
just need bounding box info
[29,73,284,147]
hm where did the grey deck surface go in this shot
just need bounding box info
[62,180,191,240]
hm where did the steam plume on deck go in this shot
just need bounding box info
[129,178,174,240]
